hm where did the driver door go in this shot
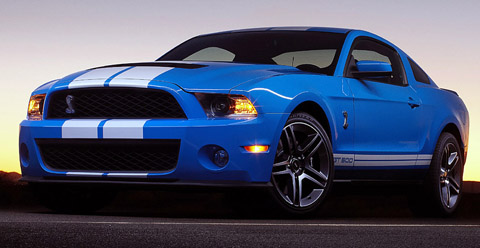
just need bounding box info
[344,38,423,167]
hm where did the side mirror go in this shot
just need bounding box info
[351,60,392,78]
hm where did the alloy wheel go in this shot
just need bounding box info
[439,142,461,209]
[272,121,331,208]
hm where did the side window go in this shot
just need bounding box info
[346,39,406,86]
[408,58,430,84]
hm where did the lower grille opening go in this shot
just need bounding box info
[37,139,180,173]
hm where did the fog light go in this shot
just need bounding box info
[214,149,229,167]
[20,143,30,167]
[244,145,269,153]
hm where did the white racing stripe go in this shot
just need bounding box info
[68,67,130,89]
[62,119,105,138]
[416,160,432,166]
[334,154,432,167]
[418,154,433,160]
[354,160,417,167]
[102,119,149,139]
[108,67,173,88]
[355,154,418,161]
[107,173,148,178]
[66,172,104,176]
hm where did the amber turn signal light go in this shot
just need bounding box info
[244,145,269,153]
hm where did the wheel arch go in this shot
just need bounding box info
[440,123,465,164]
[291,101,332,142]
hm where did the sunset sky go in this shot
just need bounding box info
[1,0,479,180]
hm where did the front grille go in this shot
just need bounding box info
[46,88,187,119]
[37,139,180,172]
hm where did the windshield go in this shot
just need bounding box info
[157,31,347,75]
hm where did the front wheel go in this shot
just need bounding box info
[270,112,334,216]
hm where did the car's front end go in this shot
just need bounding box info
[20,28,351,214]
[19,62,298,188]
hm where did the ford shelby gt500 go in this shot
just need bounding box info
[20,27,469,216]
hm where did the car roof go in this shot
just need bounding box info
[201,27,355,37]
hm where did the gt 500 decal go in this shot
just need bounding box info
[334,154,355,166]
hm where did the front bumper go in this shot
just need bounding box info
[19,114,287,185]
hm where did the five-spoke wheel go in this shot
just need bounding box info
[439,141,462,210]
[410,132,464,216]
[270,112,333,215]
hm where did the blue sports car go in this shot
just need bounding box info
[19,27,469,216]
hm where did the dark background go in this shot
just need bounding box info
[2,171,480,247]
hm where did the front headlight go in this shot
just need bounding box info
[195,93,257,118]
[28,94,46,120]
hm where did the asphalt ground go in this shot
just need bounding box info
[2,210,480,248]
[1,183,480,247]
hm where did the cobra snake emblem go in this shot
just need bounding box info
[65,95,75,114]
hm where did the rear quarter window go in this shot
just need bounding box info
[408,58,430,84]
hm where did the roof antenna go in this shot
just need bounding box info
[291,56,295,67]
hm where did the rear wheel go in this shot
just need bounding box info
[410,132,464,216]
[270,112,334,216]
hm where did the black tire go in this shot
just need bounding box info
[410,132,464,217]
[31,184,117,214]
[269,112,334,216]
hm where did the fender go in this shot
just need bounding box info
[430,117,468,160]
[231,73,354,154]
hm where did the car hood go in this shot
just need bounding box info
[49,61,300,93]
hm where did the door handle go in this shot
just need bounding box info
[408,97,420,109]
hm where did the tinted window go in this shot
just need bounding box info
[272,49,337,69]
[346,39,406,86]
[352,50,390,64]
[184,47,235,62]
[158,31,347,76]
[408,58,430,84]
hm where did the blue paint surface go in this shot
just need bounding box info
[19,27,469,183]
